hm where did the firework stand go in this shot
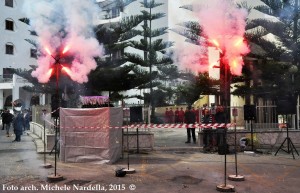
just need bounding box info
[59,107,123,163]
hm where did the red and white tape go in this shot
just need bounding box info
[59,123,234,130]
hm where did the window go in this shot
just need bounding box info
[5,19,14,31]
[6,44,14,55]
[3,68,14,79]
[30,48,37,58]
[5,0,13,7]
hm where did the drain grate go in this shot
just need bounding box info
[171,176,203,185]
[65,180,91,186]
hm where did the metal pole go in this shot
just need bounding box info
[228,107,244,181]
[54,64,59,176]
[224,62,228,187]
[136,127,139,153]
[224,129,227,186]
[127,126,129,170]
[286,115,290,153]
[234,117,237,176]
[54,118,57,176]
[43,112,46,165]
[122,128,124,159]
[251,120,254,151]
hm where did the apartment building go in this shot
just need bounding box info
[0,0,38,110]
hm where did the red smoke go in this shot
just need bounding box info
[198,0,250,75]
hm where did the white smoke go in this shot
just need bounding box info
[23,0,103,83]
[169,0,209,72]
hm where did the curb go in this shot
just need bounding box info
[26,131,47,154]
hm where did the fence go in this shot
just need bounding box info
[31,104,298,133]
[129,105,297,131]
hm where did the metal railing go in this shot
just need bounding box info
[0,75,13,83]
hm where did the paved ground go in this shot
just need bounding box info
[0,127,300,193]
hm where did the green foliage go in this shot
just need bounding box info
[237,0,300,101]
[171,21,203,46]
[175,73,219,105]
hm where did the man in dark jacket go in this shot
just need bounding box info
[184,105,196,144]
[13,109,24,142]
[1,108,14,137]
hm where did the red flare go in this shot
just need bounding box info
[62,45,70,54]
[45,47,52,55]
[211,39,220,48]
[230,59,238,69]
[234,38,243,47]
[47,68,53,76]
[61,65,72,76]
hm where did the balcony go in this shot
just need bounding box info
[0,74,30,90]
[0,75,13,83]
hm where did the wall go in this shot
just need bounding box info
[198,129,300,149]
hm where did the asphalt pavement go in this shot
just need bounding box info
[0,126,300,193]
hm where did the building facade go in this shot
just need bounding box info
[0,0,39,110]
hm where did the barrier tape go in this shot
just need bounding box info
[59,123,234,130]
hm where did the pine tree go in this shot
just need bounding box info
[123,0,175,121]
[234,0,300,102]
[170,4,226,106]
[89,13,149,101]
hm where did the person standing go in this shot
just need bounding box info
[174,108,179,123]
[164,108,169,123]
[23,109,31,131]
[184,106,196,144]
[12,108,24,142]
[2,108,14,137]
[169,108,174,123]
[178,107,185,123]
[1,109,4,130]
[192,107,199,123]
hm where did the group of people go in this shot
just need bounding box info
[164,105,226,144]
[164,106,197,144]
[1,108,31,142]
[165,107,200,124]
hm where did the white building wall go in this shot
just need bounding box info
[0,0,37,71]
[0,0,37,109]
